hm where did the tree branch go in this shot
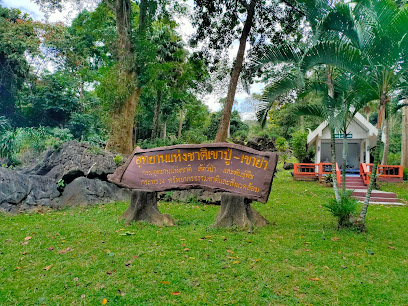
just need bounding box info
[280,0,305,16]
[238,0,248,9]
[103,0,115,11]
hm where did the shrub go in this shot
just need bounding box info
[403,167,408,181]
[323,190,358,228]
[387,152,401,165]
[0,130,17,158]
[113,154,125,166]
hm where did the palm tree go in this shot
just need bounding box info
[339,0,408,229]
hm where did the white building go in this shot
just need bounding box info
[307,112,385,171]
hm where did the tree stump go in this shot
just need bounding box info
[213,193,269,229]
[121,190,175,226]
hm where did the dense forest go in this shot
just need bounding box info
[0,0,407,175]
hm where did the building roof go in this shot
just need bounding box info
[307,112,381,146]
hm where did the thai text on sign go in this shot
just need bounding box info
[108,143,278,203]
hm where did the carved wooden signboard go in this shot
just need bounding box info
[108,143,278,203]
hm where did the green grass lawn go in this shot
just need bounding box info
[1,170,408,305]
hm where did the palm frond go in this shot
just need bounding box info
[301,41,363,75]
[257,43,301,67]
[256,71,303,127]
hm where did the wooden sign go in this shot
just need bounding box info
[108,143,278,203]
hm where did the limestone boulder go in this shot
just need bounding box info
[0,167,59,213]
[54,177,131,208]
[24,141,119,183]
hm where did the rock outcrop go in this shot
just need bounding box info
[1,141,130,213]
[24,141,119,184]
[54,177,131,208]
[0,167,60,213]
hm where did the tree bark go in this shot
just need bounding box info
[105,0,146,154]
[213,193,269,229]
[357,99,386,230]
[178,108,183,138]
[106,87,141,154]
[331,127,341,202]
[121,190,175,226]
[151,90,161,139]
[214,0,257,142]
[342,129,348,194]
[381,117,389,165]
[401,103,408,168]
[162,120,167,139]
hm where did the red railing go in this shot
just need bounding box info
[294,162,341,183]
[360,163,403,185]
[294,163,317,179]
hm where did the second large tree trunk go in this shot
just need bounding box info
[214,0,257,142]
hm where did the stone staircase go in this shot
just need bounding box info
[343,176,404,205]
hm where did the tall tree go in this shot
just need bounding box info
[34,0,157,154]
[191,0,302,142]
[0,5,41,124]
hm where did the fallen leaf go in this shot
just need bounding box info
[182,243,186,247]
[170,292,181,296]
[58,247,74,254]
[184,248,190,251]
[161,281,170,285]
[309,277,320,281]
[24,236,32,241]
[205,236,212,238]
[323,266,330,269]
[102,298,108,305]
[254,259,261,263]
[226,250,234,254]
[331,237,340,241]
[341,265,347,269]
[21,241,28,246]
[44,264,53,271]
[233,261,240,264]
[389,246,396,250]
[22,252,27,255]
[48,247,54,251]
[16,266,21,270]
[119,231,135,236]
[81,294,85,299]
[125,255,138,266]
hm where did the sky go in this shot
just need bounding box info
[1,0,263,119]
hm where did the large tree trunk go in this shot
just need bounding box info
[106,87,141,154]
[214,0,257,142]
[105,0,145,154]
[151,90,161,139]
[401,103,408,168]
